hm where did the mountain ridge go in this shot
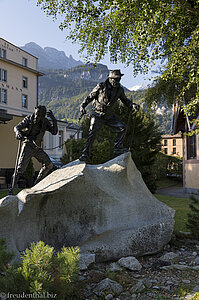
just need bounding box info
[20,42,83,70]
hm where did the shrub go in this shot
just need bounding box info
[186,194,199,239]
[0,240,80,299]
[0,238,14,273]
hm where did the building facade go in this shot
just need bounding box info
[183,134,199,193]
[0,38,81,188]
[0,38,42,116]
[0,38,43,187]
[43,121,82,162]
[161,134,183,157]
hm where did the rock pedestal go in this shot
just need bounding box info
[0,153,175,261]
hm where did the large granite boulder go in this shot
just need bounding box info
[0,153,175,261]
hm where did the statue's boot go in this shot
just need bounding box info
[34,162,53,185]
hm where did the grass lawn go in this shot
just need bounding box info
[0,188,22,199]
[156,178,182,189]
[155,194,192,233]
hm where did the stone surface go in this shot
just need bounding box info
[79,253,95,270]
[130,280,145,293]
[0,152,175,261]
[118,256,142,271]
[159,251,179,262]
[107,262,123,272]
[93,278,123,296]
[194,256,199,265]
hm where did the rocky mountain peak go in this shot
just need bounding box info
[20,42,83,70]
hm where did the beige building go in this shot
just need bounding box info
[161,134,183,157]
[0,38,42,116]
[183,134,199,193]
[43,121,82,162]
[0,38,82,188]
[0,38,43,187]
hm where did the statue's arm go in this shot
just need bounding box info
[119,88,140,112]
[14,116,30,140]
[119,87,132,108]
[81,83,101,109]
[46,111,58,135]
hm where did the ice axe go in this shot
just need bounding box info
[8,139,22,195]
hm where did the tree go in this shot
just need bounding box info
[119,104,162,192]
[37,0,199,120]
[186,194,199,239]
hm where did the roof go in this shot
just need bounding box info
[0,37,38,60]
[0,57,44,76]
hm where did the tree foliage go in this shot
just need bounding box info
[37,0,199,132]
[186,194,199,239]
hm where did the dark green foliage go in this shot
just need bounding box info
[121,107,162,193]
[152,111,173,134]
[153,152,183,180]
[0,238,27,293]
[0,239,14,273]
[0,240,80,299]
[186,194,199,239]
[61,138,87,163]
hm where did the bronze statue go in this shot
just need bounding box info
[79,69,140,161]
[9,105,58,193]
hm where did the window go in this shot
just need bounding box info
[0,69,7,82]
[59,130,64,149]
[0,48,6,58]
[22,57,27,67]
[173,139,176,146]
[173,147,176,154]
[22,76,28,88]
[1,69,7,82]
[164,139,168,146]
[187,135,196,159]
[164,148,168,154]
[22,94,28,108]
[0,88,7,104]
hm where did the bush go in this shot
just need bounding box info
[0,240,80,299]
[186,194,199,239]
[153,152,183,180]
[61,138,86,164]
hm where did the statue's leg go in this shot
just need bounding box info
[14,143,34,185]
[34,148,53,184]
[80,115,103,161]
[106,115,127,154]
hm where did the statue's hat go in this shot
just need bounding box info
[108,69,124,78]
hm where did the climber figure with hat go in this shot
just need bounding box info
[79,69,140,162]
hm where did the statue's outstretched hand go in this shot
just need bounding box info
[16,132,24,141]
[47,110,55,119]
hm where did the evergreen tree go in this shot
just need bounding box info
[186,194,199,239]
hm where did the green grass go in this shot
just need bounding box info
[156,178,182,189]
[155,194,191,232]
[0,188,22,199]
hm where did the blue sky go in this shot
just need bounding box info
[0,0,156,89]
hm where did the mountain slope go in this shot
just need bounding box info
[20,42,83,70]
